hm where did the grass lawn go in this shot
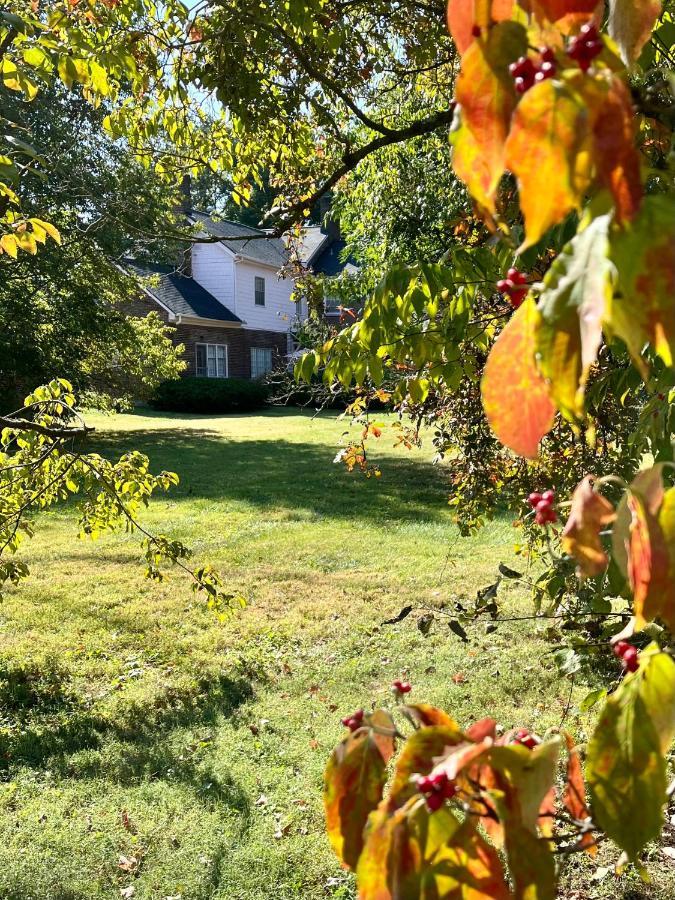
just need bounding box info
[0,408,671,898]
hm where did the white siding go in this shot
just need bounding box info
[235,259,295,333]
[191,243,236,312]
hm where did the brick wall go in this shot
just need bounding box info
[127,293,287,379]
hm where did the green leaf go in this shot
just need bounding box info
[587,648,675,860]
[536,215,612,419]
[607,195,675,373]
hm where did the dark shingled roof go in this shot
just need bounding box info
[189,212,289,268]
[310,239,358,277]
[124,260,241,324]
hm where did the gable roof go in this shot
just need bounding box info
[295,225,330,267]
[311,238,358,277]
[124,260,242,324]
[189,211,288,268]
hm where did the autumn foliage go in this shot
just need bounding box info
[322,0,674,895]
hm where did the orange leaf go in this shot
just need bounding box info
[357,801,510,899]
[446,0,514,55]
[608,0,662,65]
[482,297,556,458]
[505,77,594,249]
[324,712,395,870]
[561,475,616,578]
[387,725,464,811]
[627,491,675,632]
[403,703,459,729]
[588,76,642,223]
[612,464,667,578]
[451,21,527,215]
[562,732,596,855]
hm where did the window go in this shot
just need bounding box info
[251,347,273,379]
[254,276,266,306]
[196,343,228,378]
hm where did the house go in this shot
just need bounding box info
[126,211,355,380]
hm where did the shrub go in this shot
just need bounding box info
[149,377,269,413]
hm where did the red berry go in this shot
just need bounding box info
[579,21,598,38]
[541,489,555,503]
[540,46,556,64]
[416,775,433,793]
[535,61,556,82]
[507,267,528,285]
[514,729,540,750]
[496,279,510,294]
[342,709,364,731]
[426,792,444,812]
[514,76,530,94]
[612,640,631,658]
[471,24,482,37]
[622,647,639,673]
[509,288,527,309]
[568,23,602,71]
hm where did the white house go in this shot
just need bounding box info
[126,211,353,379]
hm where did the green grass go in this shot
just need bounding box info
[0,408,671,898]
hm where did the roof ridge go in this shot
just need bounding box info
[190,211,270,236]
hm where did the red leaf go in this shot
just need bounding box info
[481,297,556,458]
[529,0,603,27]
[590,76,642,223]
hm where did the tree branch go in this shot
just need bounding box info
[0,416,94,440]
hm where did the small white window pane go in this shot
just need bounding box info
[251,347,273,378]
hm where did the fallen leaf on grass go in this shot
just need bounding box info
[118,856,138,874]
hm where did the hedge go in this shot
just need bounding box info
[149,377,269,413]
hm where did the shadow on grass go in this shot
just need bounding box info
[0,670,253,813]
[87,427,452,525]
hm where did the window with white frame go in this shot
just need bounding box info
[251,347,273,379]
[254,275,266,306]
[196,343,228,378]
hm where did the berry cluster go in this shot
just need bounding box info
[392,679,412,695]
[613,640,640,673]
[513,728,541,750]
[527,489,557,525]
[414,771,457,812]
[341,709,364,732]
[509,48,556,94]
[567,22,603,71]
[497,268,529,308]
